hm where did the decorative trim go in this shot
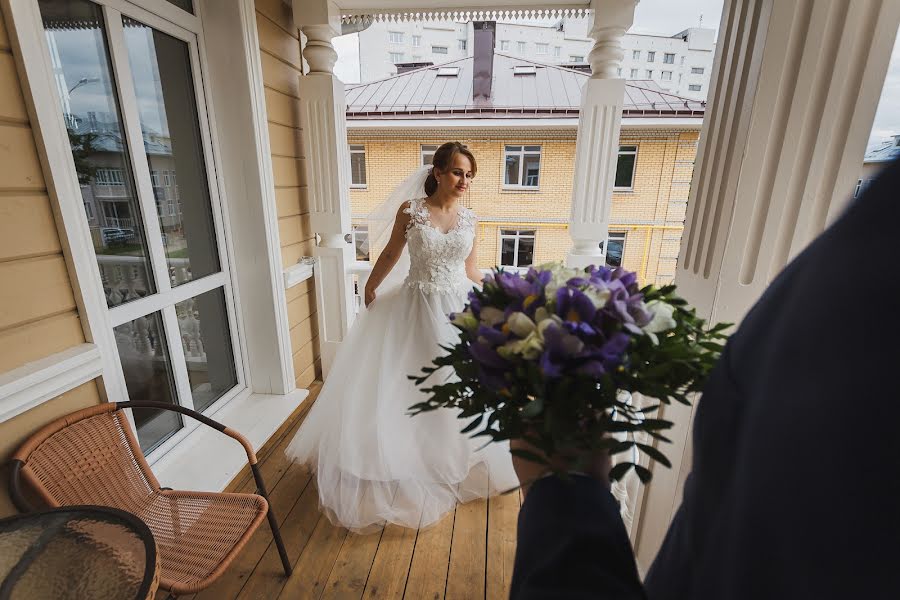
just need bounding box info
[283,261,316,289]
[341,7,591,25]
[0,345,103,423]
[345,117,702,133]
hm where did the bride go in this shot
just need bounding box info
[286,142,518,533]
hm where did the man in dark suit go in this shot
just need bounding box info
[510,158,900,599]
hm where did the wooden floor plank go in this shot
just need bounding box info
[362,524,418,599]
[403,510,455,600]
[192,396,313,599]
[486,492,520,600]
[445,499,488,600]
[277,508,350,600]
[320,528,385,600]
[156,382,523,600]
[235,465,321,599]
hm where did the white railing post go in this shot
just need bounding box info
[633,0,900,573]
[566,0,639,269]
[294,0,356,378]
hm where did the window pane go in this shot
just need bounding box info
[501,237,516,266]
[523,145,541,152]
[351,152,367,185]
[615,153,636,188]
[39,0,156,309]
[606,236,625,267]
[523,154,541,187]
[504,153,521,185]
[517,236,535,267]
[114,312,182,452]
[124,18,220,287]
[165,0,193,12]
[353,226,370,261]
[176,288,237,414]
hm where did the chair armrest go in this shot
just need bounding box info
[115,401,259,465]
[8,459,32,513]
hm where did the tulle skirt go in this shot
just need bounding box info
[285,281,519,533]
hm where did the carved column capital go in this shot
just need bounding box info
[301,24,338,74]
[587,0,638,79]
[293,0,342,74]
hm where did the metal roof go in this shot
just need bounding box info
[864,135,900,163]
[346,53,706,119]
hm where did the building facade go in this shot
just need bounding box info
[354,17,715,99]
[858,134,900,198]
[348,128,699,287]
[345,40,704,290]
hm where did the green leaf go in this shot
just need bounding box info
[634,464,653,483]
[510,448,549,465]
[609,462,634,481]
[460,416,483,434]
[635,442,672,468]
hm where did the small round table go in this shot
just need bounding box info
[0,505,158,600]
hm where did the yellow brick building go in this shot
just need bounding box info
[348,126,700,286]
[344,45,705,286]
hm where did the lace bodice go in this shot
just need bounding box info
[403,198,476,294]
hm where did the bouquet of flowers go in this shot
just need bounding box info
[410,262,729,482]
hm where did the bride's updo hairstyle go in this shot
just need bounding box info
[424,142,477,197]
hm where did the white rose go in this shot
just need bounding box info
[498,330,545,360]
[507,312,536,337]
[583,286,611,309]
[642,300,677,344]
[451,310,478,331]
[479,306,506,327]
[536,314,563,335]
[540,262,580,298]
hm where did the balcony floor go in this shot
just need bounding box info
[170,383,522,600]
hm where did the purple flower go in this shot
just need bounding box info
[555,287,597,323]
[599,332,631,364]
[576,360,606,378]
[539,351,563,378]
[475,363,507,392]
[476,325,508,346]
[469,341,509,370]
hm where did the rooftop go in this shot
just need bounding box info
[346,54,706,120]
[865,135,900,163]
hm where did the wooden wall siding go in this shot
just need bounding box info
[0,7,90,374]
[0,9,104,516]
[255,2,321,386]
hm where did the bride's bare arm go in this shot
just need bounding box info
[465,228,483,285]
[364,204,411,307]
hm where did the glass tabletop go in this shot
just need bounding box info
[0,506,158,600]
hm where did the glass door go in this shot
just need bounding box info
[38,0,242,453]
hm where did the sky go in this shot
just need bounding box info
[333,0,899,148]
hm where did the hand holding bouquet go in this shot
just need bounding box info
[410,263,729,483]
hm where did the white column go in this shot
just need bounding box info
[566,0,639,269]
[633,0,900,573]
[294,0,356,377]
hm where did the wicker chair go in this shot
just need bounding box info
[8,401,293,599]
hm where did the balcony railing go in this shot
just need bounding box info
[96,254,207,366]
[103,216,135,228]
[93,184,130,198]
[347,261,501,314]
[96,254,194,307]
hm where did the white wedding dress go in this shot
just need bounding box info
[285,198,519,533]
